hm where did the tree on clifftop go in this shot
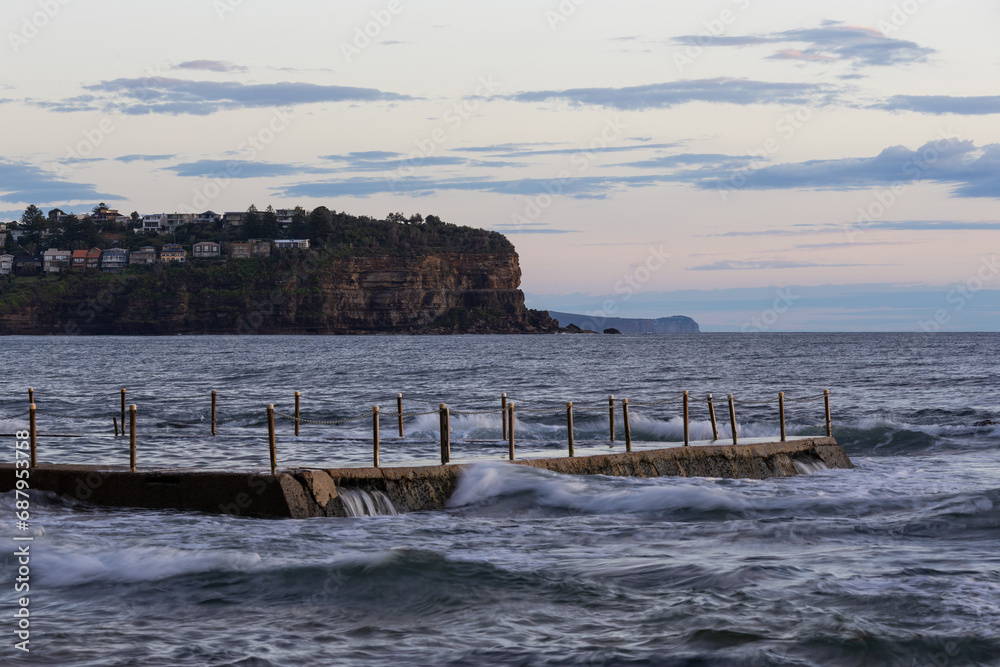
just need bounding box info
[242,204,261,239]
[308,206,333,243]
[260,205,280,239]
[20,205,46,248]
[288,206,308,238]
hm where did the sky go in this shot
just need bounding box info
[1,0,999,331]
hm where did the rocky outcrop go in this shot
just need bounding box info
[548,312,700,333]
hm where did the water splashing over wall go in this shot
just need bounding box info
[338,488,398,517]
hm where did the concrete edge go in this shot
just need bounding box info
[0,437,852,518]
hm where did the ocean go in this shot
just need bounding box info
[1,333,998,666]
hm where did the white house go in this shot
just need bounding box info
[0,253,14,275]
[274,239,310,249]
[142,214,166,233]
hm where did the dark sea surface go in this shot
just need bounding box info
[1,333,998,666]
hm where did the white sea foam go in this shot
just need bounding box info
[35,546,263,587]
[445,459,996,520]
[448,462,751,514]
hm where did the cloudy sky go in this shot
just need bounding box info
[2,0,999,330]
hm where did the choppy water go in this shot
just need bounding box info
[1,334,998,665]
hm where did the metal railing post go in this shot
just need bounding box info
[29,403,37,467]
[567,402,575,457]
[609,394,615,442]
[508,403,515,461]
[129,405,137,472]
[728,394,738,445]
[373,406,380,468]
[267,404,277,475]
[824,389,832,437]
[779,392,786,442]
[683,390,690,446]
[623,398,632,452]
[707,394,719,441]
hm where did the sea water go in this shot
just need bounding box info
[1,333,998,665]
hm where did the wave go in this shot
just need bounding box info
[833,417,1000,457]
[446,462,1000,530]
[32,545,264,587]
[448,463,753,517]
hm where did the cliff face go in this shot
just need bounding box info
[0,250,561,335]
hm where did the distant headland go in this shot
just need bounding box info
[547,312,700,334]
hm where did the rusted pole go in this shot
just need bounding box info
[707,394,719,441]
[27,387,33,406]
[120,388,127,436]
[439,403,450,465]
[508,403,515,461]
[779,392,786,442]
[623,398,632,453]
[567,402,575,457]
[294,391,301,436]
[211,390,217,435]
[501,393,508,440]
[824,389,832,437]
[728,394,738,445]
[373,406,380,468]
[683,391,690,446]
[267,404,277,475]
[397,393,404,438]
[113,417,119,437]
[609,394,615,442]
[129,404,137,472]
[29,403,37,468]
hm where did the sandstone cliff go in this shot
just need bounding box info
[0,249,560,335]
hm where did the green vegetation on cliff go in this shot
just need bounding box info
[0,213,557,335]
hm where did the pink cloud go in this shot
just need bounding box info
[770,49,837,62]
